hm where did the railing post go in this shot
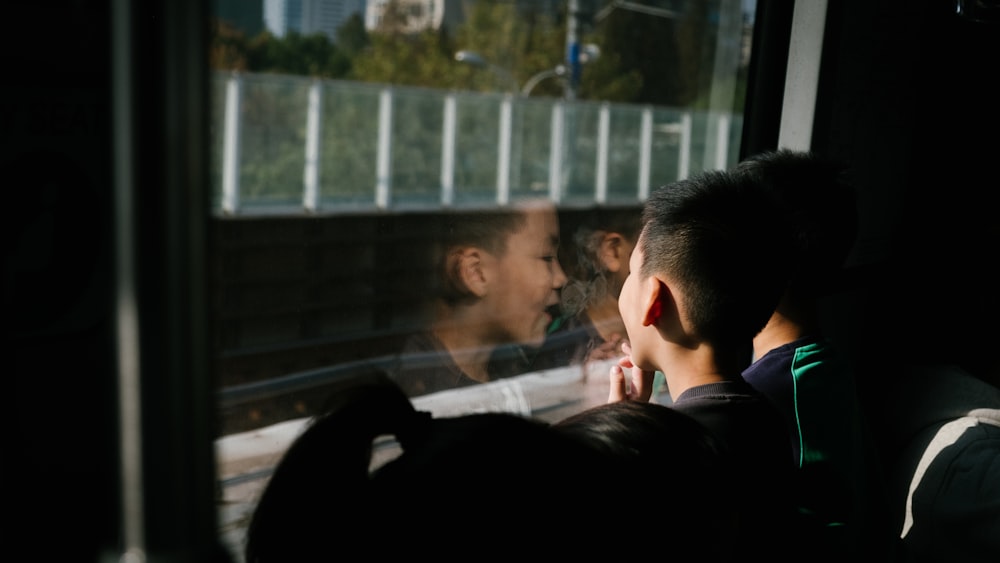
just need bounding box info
[303,79,322,213]
[548,101,564,203]
[595,102,610,204]
[496,95,513,205]
[639,106,653,200]
[679,112,692,180]
[714,112,731,171]
[375,87,393,210]
[221,72,243,215]
[441,94,457,206]
[212,72,738,215]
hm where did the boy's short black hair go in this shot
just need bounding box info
[734,149,859,297]
[639,169,796,348]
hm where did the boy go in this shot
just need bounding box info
[389,198,567,396]
[610,169,800,557]
[736,149,895,557]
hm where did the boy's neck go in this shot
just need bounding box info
[430,322,492,383]
[752,296,818,360]
[661,345,741,399]
[752,314,804,360]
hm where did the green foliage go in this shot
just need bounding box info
[335,13,370,58]
[577,47,643,102]
[453,2,566,94]
[585,7,687,105]
[675,4,716,109]
[209,3,749,106]
[209,15,369,79]
[246,31,344,78]
[350,28,456,86]
[210,18,250,71]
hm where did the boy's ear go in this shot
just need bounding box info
[642,276,668,327]
[453,247,488,297]
[598,232,627,273]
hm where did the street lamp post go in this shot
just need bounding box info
[520,65,567,96]
[566,0,581,100]
[454,50,519,94]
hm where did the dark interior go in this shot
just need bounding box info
[4,0,998,559]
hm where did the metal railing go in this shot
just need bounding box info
[212,71,743,216]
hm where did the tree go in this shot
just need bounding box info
[207,1,733,107]
[350,0,459,87]
[351,26,457,86]
[452,1,566,95]
[335,13,370,59]
[584,4,685,105]
[243,30,349,78]
[209,18,249,71]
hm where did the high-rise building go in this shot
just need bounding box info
[265,0,365,42]
[264,0,302,37]
[364,0,465,35]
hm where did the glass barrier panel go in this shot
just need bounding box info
[452,90,505,206]
[320,80,382,209]
[510,98,559,199]
[605,102,646,202]
[389,87,447,207]
[561,101,601,202]
[239,74,310,210]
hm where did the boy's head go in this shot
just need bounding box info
[435,198,567,347]
[559,207,641,316]
[734,149,858,298]
[619,170,795,364]
[245,375,626,561]
[551,400,740,557]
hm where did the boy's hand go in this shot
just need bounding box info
[608,341,654,403]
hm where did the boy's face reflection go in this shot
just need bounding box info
[481,202,567,347]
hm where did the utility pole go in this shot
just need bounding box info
[565,0,580,101]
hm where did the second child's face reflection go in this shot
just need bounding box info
[481,203,567,347]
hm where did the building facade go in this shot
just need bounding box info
[364,0,466,34]
[265,0,366,42]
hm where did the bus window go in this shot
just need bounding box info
[210,1,758,560]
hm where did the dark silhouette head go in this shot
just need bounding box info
[245,373,641,561]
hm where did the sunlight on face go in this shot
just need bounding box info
[617,235,653,370]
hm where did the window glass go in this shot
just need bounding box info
[212,1,757,558]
